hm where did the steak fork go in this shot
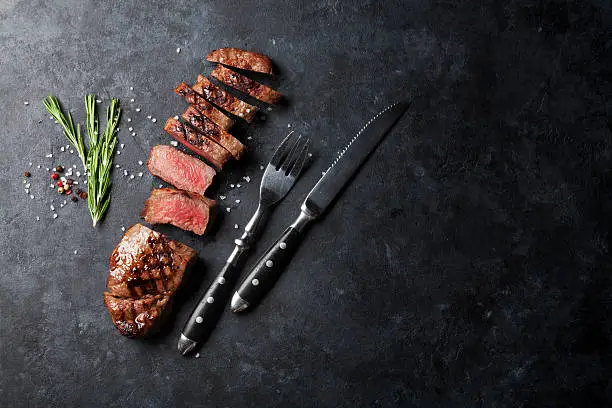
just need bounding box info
[178,131,310,355]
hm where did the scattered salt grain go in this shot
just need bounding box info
[152,118,157,123]
[159,184,163,188]
[226,207,231,213]
[138,160,143,165]
[46,167,50,171]
[60,177,66,182]
[287,124,291,128]
[121,226,125,231]
[127,118,132,122]
[36,216,40,221]
[130,86,134,91]
[308,153,313,157]
[230,184,235,188]
[53,213,57,218]
[60,146,65,152]
[130,98,135,103]
[66,145,70,149]
[73,181,78,185]
[74,250,77,255]
[260,166,264,170]
[45,153,53,158]
[120,143,125,149]
[28,162,32,167]
[37,165,41,169]
[76,171,81,177]
[128,127,133,131]
[25,189,29,194]
[174,115,179,120]
[84,180,87,184]
[70,150,74,154]
[219,195,226,200]
[267,107,273,112]
[25,183,30,188]
[24,101,29,105]
[137,172,143,177]
[234,224,239,229]
[135,108,141,112]
[132,132,136,137]
[147,115,152,119]
[123,170,128,176]
[96,99,102,103]
[73,165,77,168]
[49,184,54,189]
[235,199,241,203]
[130,174,134,179]
[243,176,251,183]
[170,141,178,147]
[176,47,181,54]
[63,200,67,205]
[60,204,64,208]
[236,184,241,188]
[30,195,34,199]
[115,164,120,168]
[247,136,252,140]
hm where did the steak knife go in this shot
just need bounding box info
[231,100,409,312]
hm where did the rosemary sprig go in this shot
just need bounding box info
[43,95,87,168]
[88,98,120,227]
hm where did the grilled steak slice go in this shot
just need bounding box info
[163,118,232,169]
[141,188,216,236]
[174,82,233,131]
[147,145,215,195]
[192,75,257,122]
[104,293,171,338]
[211,65,282,104]
[206,48,273,75]
[107,223,197,298]
[182,105,245,159]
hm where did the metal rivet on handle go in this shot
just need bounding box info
[207,297,215,304]
[195,316,203,324]
[265,260,274,267]
[218,277,226,285]
[252,278,259,286]
[279,242,287,249]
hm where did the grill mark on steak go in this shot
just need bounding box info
[174,82,234,131]
[105,224,197,338]
[206,48,273,75]
[163,118,232,169]
[181,105,244,160]
[211,65,282,104]
[192,75,257,122]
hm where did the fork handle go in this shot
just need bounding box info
[231,210,315,312]
[179,204,270,354]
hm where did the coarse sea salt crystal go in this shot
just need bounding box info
[247,136,252,140]
[128,127,133,131]
[230,184,235,188]
[152,118,157,123]
[74,250,77,254]
[117,151,121,155]
[138,160,143,165]
[130,86,134,91]
[30,194,34,199]
[234,224,239,229]
[174,115,179,120]
[96,99,102,103]
[36,216,40,221]
[176,47,181,53]
[130,175,134,179]
[127,118,132,122]
[267,107,273,112]
[219,195,226,200]
[159,184,163,188]
[170,141,178,147]
[236,184,241,188]
[130,98,135,103]
[260,166,264,170]
[243,176,251,182]
[37,165,41,169]
[120,143,125,149]
[121,226,125,231]
[24,101,29,105]
[235,199,241,203]
[115,164,120,168]
[123,170,128,176]
[147,115,152,119]
[226,207,231,213]
[138,172,143,177]
[45,153,52,158]
[135,108,141,112]
[28,162,32,166]
[70,150,74,154]
[132,132,136,137]
[60,146,65,152]
[53,213,57,218]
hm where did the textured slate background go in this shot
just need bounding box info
[1,0,611,407]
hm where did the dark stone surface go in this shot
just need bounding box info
[1,0,611,406]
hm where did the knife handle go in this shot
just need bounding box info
[232,210,315,312]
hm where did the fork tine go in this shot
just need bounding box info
[269,131,295,167]
[279,135,305,173]
[288,138,310,178]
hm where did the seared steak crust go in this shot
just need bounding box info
[181,105,244,160]
[163,118,232,169]
[104,224,197,338]
[174,82,233,131]
[206,48,273,75]
[192,75,257,122]
[211,65,282,104]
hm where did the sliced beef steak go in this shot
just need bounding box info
[192,75,257,122]
[181,105,245,159]
[104,293,171,338]
[141,188,216,236]
[174,82,234,131]
[163,118,232,169]
[105,224,197,338]
[211,65,282,104]
[206,48,273,75]
[147,145,216,195]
